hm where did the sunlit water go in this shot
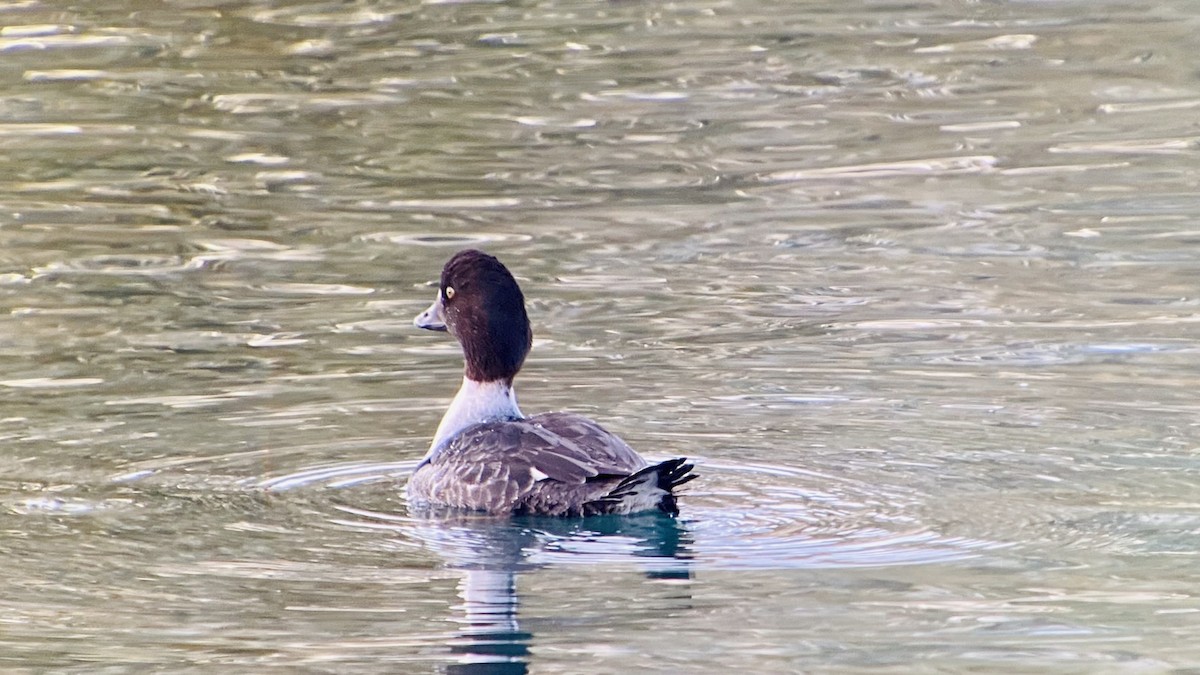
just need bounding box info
[3,0,1200,671]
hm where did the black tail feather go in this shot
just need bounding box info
[585,458,697,516]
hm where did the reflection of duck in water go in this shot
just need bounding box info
[407,510,694,674]
[410,250,696,517]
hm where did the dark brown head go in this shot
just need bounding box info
[414,249,532,384]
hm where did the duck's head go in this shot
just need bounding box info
[415,249,532,384]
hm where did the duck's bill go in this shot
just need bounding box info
[413,293,448,331]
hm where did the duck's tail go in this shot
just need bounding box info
[585,458,697,516]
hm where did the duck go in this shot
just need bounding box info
[407,249,696,517]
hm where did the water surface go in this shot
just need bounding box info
[3,0,1200,671]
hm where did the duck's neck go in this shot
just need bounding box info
[426,376,523,457]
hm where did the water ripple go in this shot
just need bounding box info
[258,457,1003,571]
[32,254,194,277]
[758,155,997,182]
[1048,137,1199,155]
[913,34,1038,53]
[209,93,406,115]
[257,461,418,492]
[359,232,533,246]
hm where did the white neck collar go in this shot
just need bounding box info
[424,377,523,460]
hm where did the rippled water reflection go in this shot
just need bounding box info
[4,0,1200,671]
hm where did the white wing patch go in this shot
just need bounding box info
[529,467,550,482]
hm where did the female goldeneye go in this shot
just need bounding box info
[408,249,696,517]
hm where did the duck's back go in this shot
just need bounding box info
[407,411,653,516]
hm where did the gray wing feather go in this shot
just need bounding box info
[407,411,647,515]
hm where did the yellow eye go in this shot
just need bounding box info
[444,286,456,300]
